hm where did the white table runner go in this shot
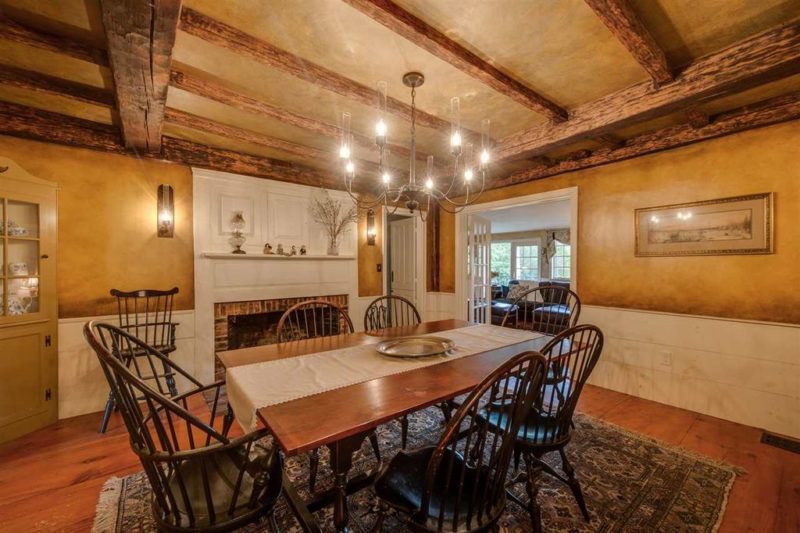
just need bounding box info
[226,324,543,430]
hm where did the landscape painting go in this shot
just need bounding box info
[635,193,773,256]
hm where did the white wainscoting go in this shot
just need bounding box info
[57,310,195,419]
[426,292,457,322]
[582,306,800,439]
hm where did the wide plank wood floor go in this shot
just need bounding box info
[0,385,797,532]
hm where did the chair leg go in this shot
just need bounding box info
[439,402,452,423]
[524,452,544,533]
[163,360,178,397]
[400,415,409,449]
[98,391,115,433]
[371,500,388,532]
[559,447,590,522]
[222,405,235,437]
[369,432,381,462]
[267,511,280,533]
[309,448,320,493]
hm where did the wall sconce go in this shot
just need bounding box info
[366,208,376,246]
[157,184,174,238]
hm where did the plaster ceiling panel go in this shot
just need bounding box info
[0,85,115,124]
[179,0,544,136]
[700,75,800,115]
[0,41,111,88]
[630,0,800,67]
[0,0,106,48]
[394,0,651,108]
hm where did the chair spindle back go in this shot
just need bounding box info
[364,294,421,331]
[276,299,354,342]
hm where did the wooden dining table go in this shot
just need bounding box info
[216,319,553,532]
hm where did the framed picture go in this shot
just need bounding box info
[635,192,773,256]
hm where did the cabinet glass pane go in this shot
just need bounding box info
[6,200,39,238]
[8,240,39,277]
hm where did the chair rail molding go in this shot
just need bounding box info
[192,168,359,382]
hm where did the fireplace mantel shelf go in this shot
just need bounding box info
[202,252,355,260]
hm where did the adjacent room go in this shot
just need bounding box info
[0,1,798,532]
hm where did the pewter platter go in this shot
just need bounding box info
[375,336,455,358]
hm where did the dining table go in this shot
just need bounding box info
[216,318,553,532]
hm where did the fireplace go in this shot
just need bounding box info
[214,294,348,380]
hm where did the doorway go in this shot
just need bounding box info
[384,208,425,315]
[456,187,578,323]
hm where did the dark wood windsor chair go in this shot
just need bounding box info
[99,287,181,433]
[501,285,581,335]
[371,350,548,532]
[275,299,380,493]
[84,321,283,532]
[364,295,424,449]
[482,324,603,532]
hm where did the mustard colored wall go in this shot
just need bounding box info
[438,121,800,324]
[0,135,195,318]
[357,205,384,297]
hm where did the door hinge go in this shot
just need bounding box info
[45,388,52,401]
[45,335,52,347]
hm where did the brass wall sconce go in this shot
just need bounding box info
[157,184,174,238]
[366,209,376,245]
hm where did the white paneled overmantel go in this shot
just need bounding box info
[193,168,360,382]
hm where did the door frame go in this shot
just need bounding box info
[455,186,578,321]
[382,207,426,320]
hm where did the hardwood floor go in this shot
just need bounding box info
[0,385,797,532]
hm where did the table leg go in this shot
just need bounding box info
[327,431,372,533]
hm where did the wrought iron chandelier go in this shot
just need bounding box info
[340,72,491,220]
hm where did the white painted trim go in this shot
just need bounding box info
[383,207,427,320]
[455,187,579,320]
[583,304,800,329]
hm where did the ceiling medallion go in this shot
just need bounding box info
[339,71,491,221]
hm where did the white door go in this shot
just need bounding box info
[389,216,416,304]
[467,214,492,323]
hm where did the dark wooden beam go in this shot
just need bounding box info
[161,137,348,189]
[170,70,428,163]
[0,13,108,66]
[492,91,800,189]
[0,65,114,107]
[100,0,182,152]
[164,107,394,176]
[0,101,125,153]
[495,20,800,162]
[340,0,567,121]
[685,106,710,128]
[583,0,672,85]
[594,133,625,148]
[179,8,473,136]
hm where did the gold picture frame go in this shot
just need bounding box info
[635,192,774,256]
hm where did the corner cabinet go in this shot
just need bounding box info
[0,157,58,444]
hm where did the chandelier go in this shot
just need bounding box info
[339,71,491,220]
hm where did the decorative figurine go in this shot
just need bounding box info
[276,244,284,255]
[300,245,307,256]
[263,243,273,254]
[290,245,297,256]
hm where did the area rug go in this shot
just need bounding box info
[93,410,740,532]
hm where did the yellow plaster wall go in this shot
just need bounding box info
[437,121,800,324]
[0,135,195,318]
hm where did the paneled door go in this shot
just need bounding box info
[388,216,416,304]
[466,214,492,324]
[0,158,58,444]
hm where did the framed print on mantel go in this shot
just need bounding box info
[635,192,774,256]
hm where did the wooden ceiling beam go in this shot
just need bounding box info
[594,133,625,148]
[100,0,182,152]
[179,8,473,136]
[0,13,109,66]
[0,65,115,107]
[583,0,672,85]
[340,0,567,121]
[492,91,800,189]
[495,20,800,162]
[685,106,710,128]
[170,70,429,163]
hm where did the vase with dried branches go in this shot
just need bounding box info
[309,192,359,255]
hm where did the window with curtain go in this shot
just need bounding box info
[513,243,539,280]
[490,242,511,285]
[551,242,571,279]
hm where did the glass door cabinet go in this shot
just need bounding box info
[0,158,58,444]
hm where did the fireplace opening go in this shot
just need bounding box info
[227,310,285,350]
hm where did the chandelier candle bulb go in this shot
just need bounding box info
[382,172,391,185]
[425,177,434,189]
[345,160,355,175]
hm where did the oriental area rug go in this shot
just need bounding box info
[93,411,739,532]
